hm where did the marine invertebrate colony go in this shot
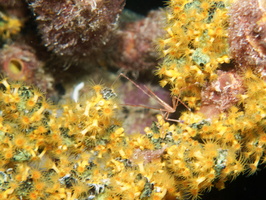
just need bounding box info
[151,0,266,198]
[1,70,266,199]
[26,0,125,56]
[1,0,266,199]
[157,0,231,108]
[0,79,122,199]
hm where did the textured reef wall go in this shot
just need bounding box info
[0,0,266,199]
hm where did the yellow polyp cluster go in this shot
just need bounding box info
[157,0,232,107]
[0,78,126,199]
[0,78,196,200]
[0,78,187,200]
[0,12,23,39]
[2,0,266,198]
[1,75,266,199]
[143,75,266,198]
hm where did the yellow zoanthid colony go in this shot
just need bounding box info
[1,74,266,200]
[1,0,266,200]
[0,80,124,199]
[157,0,231,108]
